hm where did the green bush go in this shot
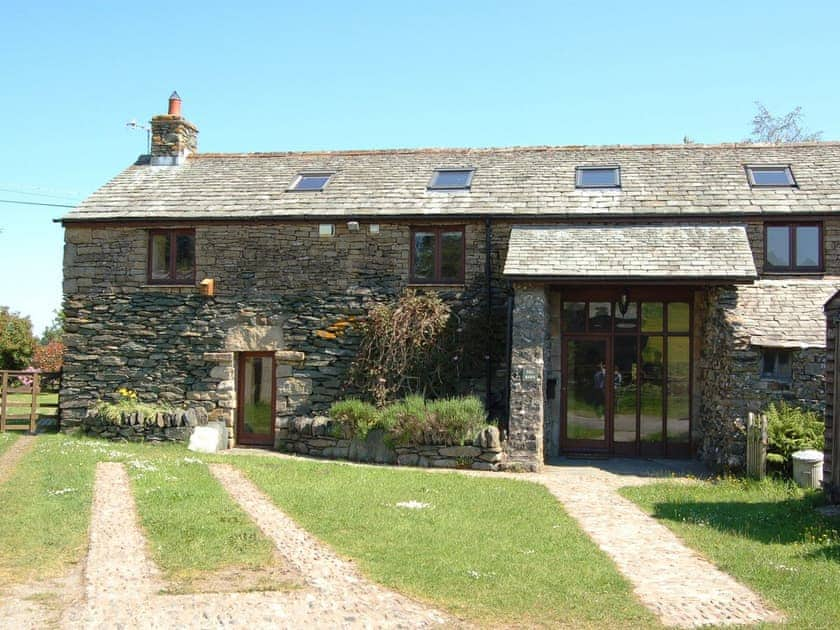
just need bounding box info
[383,395,431,445]
[765,401,825,474]
[427,396,489,446]
[92,388,174,423]
[328,399,380,439]
[330,395,492,446]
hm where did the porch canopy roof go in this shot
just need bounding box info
[503,224,757,282]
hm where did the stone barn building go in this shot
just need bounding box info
[60,93,840,471]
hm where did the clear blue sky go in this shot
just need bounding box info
[1,1,838,336]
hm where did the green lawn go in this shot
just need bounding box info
[0,435,657,628]
[0,431,18,456]
[230,455,657,628]
[0,435,280,593]
[621,478,840,629]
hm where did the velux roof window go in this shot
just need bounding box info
[428,169,474,191]
[289,172,333,191]
[576,166,620,189]
[746,165,796,187]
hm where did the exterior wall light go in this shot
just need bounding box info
[618,288,630,315]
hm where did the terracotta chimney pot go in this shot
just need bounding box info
[168,91,182,117]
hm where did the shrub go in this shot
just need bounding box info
[329,399,380,439]
[31,340,65,372]
[382,395,431,445]
[330,395,493,447]
[91,388,174,423]
[427,396,488,446]
[349,290,452,405]
[765,401,825,474]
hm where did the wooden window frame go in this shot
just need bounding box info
[147,228,196,285]
[760,348,792,382]
[763,222,823,273]
[409,226,466,284]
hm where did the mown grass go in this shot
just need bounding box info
[0,435,280,592]
[0,431,18,456]
[230,455,658,628]
[127,448,281,591]
[0,435,98,586]
[621,478,840,629]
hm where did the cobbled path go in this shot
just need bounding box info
[533,463,783,628]
[59,461,457,629]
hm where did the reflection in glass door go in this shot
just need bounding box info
[564,338,608,450]
[236,352,276,446]
[561,293,692,457]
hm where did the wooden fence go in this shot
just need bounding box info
[0,370,60,433]
[745,412,769,480]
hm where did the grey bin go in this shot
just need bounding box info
[791,449,824,489]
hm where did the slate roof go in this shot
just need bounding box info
[63,142,840,221]
[736,279,840,348]
[502,225,757,281]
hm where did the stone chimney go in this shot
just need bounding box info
[150,91,198,165]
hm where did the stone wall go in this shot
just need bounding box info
[277,416,507,471]
[506,282,547,471]
[697,286,826,470]
[81,406,207,442]
[61,221,511,445]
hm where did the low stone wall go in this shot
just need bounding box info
[277,416,507,471]
[82,406,208,442]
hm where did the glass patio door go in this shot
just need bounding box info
[563,337,609,452]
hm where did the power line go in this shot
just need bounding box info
[0,187,80,202]
[0,199,76,208]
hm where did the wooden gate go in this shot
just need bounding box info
[0,370,60,433]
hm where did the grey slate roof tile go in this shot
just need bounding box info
[502,225,757,280]
[63,142,840,221]
[736,279,840,348]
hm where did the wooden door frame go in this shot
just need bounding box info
[557,287,695,458]
[236,351,277,447]
[560,335,612,454]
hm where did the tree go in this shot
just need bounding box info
[41,309,65,344]
[0,307,36,370]
[749,102,823,143]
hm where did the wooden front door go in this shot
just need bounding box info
[236,352,276,447]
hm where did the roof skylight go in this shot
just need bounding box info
[576,166,620,189]
[746,165,796,187]
[289,172,333,191]
[428,169,474,190]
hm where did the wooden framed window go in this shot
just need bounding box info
[764,222,822,272]
[148,229,195,284]
[410,226,465,284]
[761,348,792,382]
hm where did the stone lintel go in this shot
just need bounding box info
[275,350,305,364]
[203,352,234,363]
